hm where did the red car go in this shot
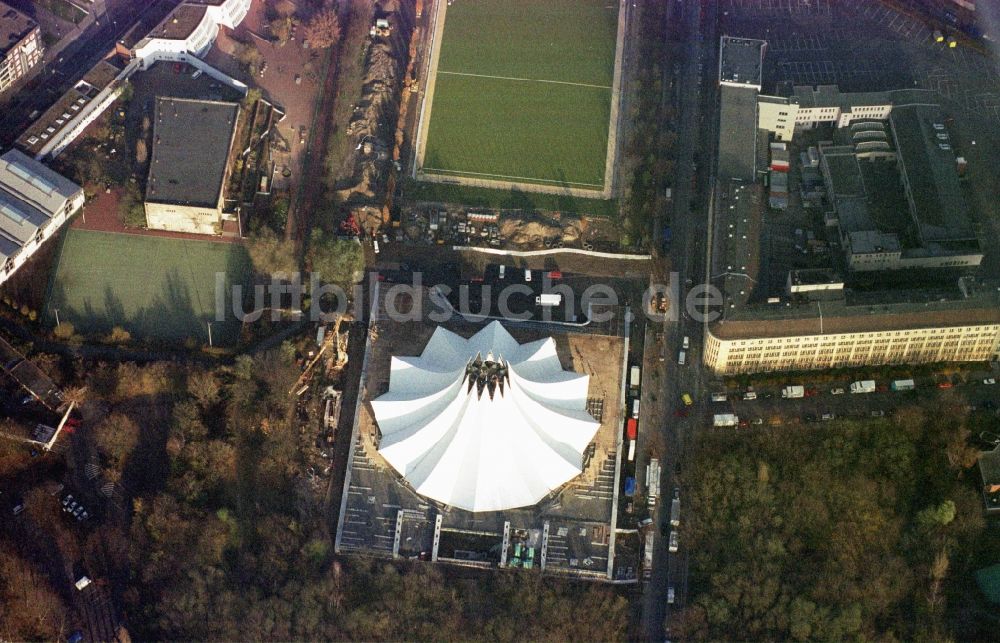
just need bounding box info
[937,381,953,389]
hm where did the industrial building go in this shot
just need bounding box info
[705,36,999,375]
[0,149,84,286]
[0,1,42,95]
[144,97,240,235]
[717,36,767,182]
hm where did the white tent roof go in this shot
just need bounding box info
[372,321,600,513]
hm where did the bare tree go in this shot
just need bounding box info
[303,10,341,49]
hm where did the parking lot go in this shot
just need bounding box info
[722,0,832,17]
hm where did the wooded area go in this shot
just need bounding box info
[0,349,629,641]
[673,395,1000,641]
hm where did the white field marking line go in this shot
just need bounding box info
[436,70,612,90]
[422,166,604,188]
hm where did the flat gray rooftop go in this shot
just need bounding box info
[0,1,35,57]
[719,36,765,87]
[146,97,239,209]
[719,86,759,181]
[890,104,976,244]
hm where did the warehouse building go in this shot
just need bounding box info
[816,103,982,272]
[144,97,240,235]
[0,149,83,285]
[0,1,42,95]
[718,36,767,182]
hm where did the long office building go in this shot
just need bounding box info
[704,295,1000,374]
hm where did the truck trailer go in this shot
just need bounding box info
[713,413,739,427]
[629,365,641,391]
[850,380,876,394]
[781,385,805,399]
[891,379,916,392]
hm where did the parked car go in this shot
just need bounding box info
[870,410,885,418]
[830,387,845,395]
[937,381,953,389]
[681,393,693,406]
[820,412,835,421]
[984,378,996,385]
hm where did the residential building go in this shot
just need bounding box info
[16,56,133,160]
[144,97,240,235]
[0,1,42,95]
[132,0,252,69]
[0,149,84,285]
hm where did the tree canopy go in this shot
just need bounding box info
[673,396,998,641]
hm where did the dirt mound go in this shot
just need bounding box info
[500,214,588,248]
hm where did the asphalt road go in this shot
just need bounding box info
[639,0,721,638]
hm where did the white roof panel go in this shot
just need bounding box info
[372,321,601,512]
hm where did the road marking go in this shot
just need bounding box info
[436,70,612,90]
[422,166,605,188]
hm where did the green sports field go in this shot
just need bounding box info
[47,230,252,345]
[421,0,619,190]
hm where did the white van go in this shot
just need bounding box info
[191,69,203,79]
[499,265,506,280]
[668,530,679,552]
[524,269,532,282]
[373,239,380,254]
[632,399,640,419]
[682,336,690,349]
[678,350,686,366]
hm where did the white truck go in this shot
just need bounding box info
[850,380,876,394]
[781,385,804,399]
[891,379,915,392]
[643,533,654,580]
[647,458,661,508]
[535,294,562,306]
[630,365,642,391]
[713,413,739,427]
